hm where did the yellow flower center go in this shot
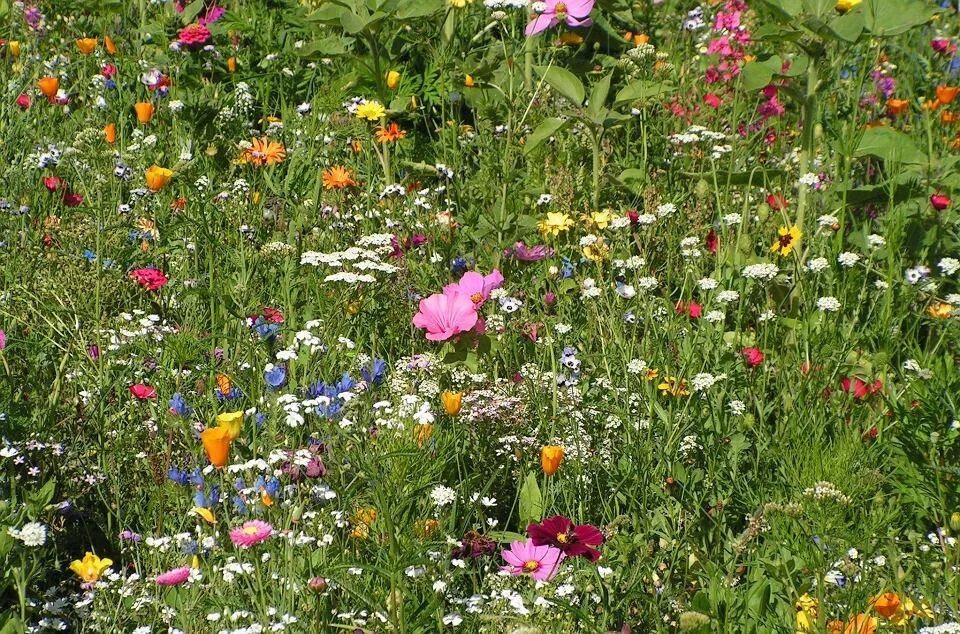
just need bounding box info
[556,532,569,544]
[556,2,567,15]
[523,560,540,572]
[470,292,483,304]
[242,525,260,535]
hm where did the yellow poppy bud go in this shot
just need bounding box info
[190,506,217,524]
[464,74,475,88]
[440,390,463,415]
[216,411,244,441]
[386,70,401,90]
[541,445,564,475]
[144,165,173,192]
[7,41,20,58]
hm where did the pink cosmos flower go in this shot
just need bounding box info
[129,267,169,291]
[501,539,564,581]
[178,23,211,47]
[525,0,594,36]
[156,567,191,586]
[412,292,479,342]
[443,270,504,305]
[229,520,273,548]
[129,383,157,400]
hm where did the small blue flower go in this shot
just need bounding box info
[264,365,287,389]
[169,392,193,417]
[361,358,388,385]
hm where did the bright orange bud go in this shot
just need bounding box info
[38,77,59,99]
[227,56,236,73]
[76,38,97,54]
[200,426,232,468]
[104,35,117,55]
[440,390,463,415]
[937,85,960,105]
[134,102,155,124]
[886,99,910,116]
[541,445,564,475]
[104,123,117,144]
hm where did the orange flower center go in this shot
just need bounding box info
[523,560,541,572]
[470,292,483,304]
[556,2,567,14]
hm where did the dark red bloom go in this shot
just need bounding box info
[705,228,718,255]
[528,515,603,562]
[62,190,83,207]
[766,193,788,210]
[451,530,498,559]
[930,193,951,211]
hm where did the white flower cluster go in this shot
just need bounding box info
[300,234,399,284]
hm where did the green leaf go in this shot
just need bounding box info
[614,79,674,105]
[297,36,350,58]
[587,72,613,121]
[828,9,864,42]
[533,65,585,106]
[394,0,443,19]
[518,471,543,526]
[180,0,205,24]
[523,117,568,154]
[486,530,526,543]
[853,126,926,165]
[740,61,775,91]
[864,0,934,36]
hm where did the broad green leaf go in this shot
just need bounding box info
[587,72,613,121]
[853,126,926,165]
[297,36,350,58]
[740,61,775,91]
[755,0,803,19]
[523,117,568,154]
[394,0,443,20]
[864,0,934,36]
[614,79,674,105]
[340,8,372,33]
[518,471,543,526]
[180,0,205,24]
[828,9,864,42]
[533,65,585,106]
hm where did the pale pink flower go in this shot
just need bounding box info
[412,292,478,342]
[501,539,564,581]
[525,0,594,36]
[442,269,504,305]
[156,567,191,586]
[229,520,273,548]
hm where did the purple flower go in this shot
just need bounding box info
[504,241,554,262]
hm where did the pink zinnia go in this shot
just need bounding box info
[525,0,594,36]
[229,520,273,548]
[501,539,564,581]
[442,269,504,305]
[129,267,169,291]
[412,292,478,342]
[178,23,211,47]
[129,383,157,400]
[156,567,191,586]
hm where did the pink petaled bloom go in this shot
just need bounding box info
[178,23,211,47]
[0,329,6,350]
[156,567,191,586]
[741,347,764,368]
[525,0,595,36]
[16,94,31,109]
[412,292,479,342]
[129,267,169,291]
[443,270,504,305]
[129,383,157,400]
[230,520,274,548]
[199,5,226,25]
[501,539,564,581]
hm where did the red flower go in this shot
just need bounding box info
[527,515,604,562]
[766,193,788,210]
[129,383,157,400]
[262,308,285,324]
[930,193,951,211]
[129,267,169,291]
[675,300,702,318]
[840,376,882,400]
[62,190,83,207]
[705,228,718,255]
[741,347,764,368]
[15,94,31,109]
[43,176,63,192]
[704,93,722,108]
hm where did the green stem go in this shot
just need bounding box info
[795,57,819,232]
[591,129,602,211]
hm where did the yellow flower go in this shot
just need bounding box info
[448,0,473,7]
[769,225,802,256]
[76,38,98,54]
[69,552,113,583]
[582,237,609,263]
[144,165,173,192]
[441,390,463,415]
[587,210,614,229]
[928,302,953,318]
[835,0,861,13]
[464,74,476,88]
[657,376,689,397]
[350,507,378,539]
[538,212,574,237]
[642,368,659,381]
[386,70,401,90]
[355,100,386,121]
[190,506,217,524]
[795,593,818,633]
[415,423,434,447]
[216,411,244,441]
[7,41,21,57]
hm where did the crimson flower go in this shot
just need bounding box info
[129,383,157,400]
[527,515,603,562]
[705,228,718,255]
[841,376,882,400]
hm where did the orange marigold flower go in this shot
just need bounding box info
[322,166,357,190]
[241,137,286,166]
[375,121,407,143]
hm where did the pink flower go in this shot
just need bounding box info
[129,267,169,291]
[178,23,211,47]
[129,383,157,400]
[525,0,594,36]
[501,539,564,581]
[15,94,31,109]
[443,270,504,305]
[156,567,191,586]
[0,329,6,350]
[229,520,273,548]
[931,193,951,211]
[741,347,764,368]
[412,292,479,342]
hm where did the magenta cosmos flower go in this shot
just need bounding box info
[412,292,478,341]
[502,539,564,581]
[229,520,273,548]
[156,567,191,586]
[504,242,554,262]
[443,269,504,305]
[525,0,595,36]
[527,515,604,562]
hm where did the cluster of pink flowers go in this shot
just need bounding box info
[704,0,750,85]
[412,270,503,341]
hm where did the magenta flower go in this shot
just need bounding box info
[178,23,211,47]
[129,383,157,400]
[0,329,5,350]
[129,267,169,291]
[527,515,604,562]
[412,292,479,342]
[229,520,273,548]
[503,242,554,262]
[442,270,504,305]
[156,567,191,586]
[501,539,564,581]
[525,0,595,36]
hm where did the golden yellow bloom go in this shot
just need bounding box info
[355,100,386,121]
[227,56,237,73]
[587,210,614,229]
[350,507,378,539]
[441,390,463,415]
[216,411,244,441]
[76,38,97,54]
[795,593,818,633]
[928,302,953,318]
[835,0,861,13]
[657,376,689,397]
[538,212,574,237]
[144,165,173,192]
[190,506,217,524]
[7,41,20,57]
[642,368,659,381]
[386,70,401,90]
[556,32,584,46]
[415,423,434,447]
[582,237,609,263]
[241,137,286,166]
[415,518,440,538]
[464,74,476,88]
[134,101,155,124]
[541,445,564,475]
[769,225,801,256]
[69,552,113,583]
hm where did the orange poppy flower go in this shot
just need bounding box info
[870,593,900,619]
[942,110,959,124]
[200,426,232,468]
[104,123,117,144]
[37,77,59,99]
[104,35,117,55]
[843,614,877,634]
[76,38,97,54]
[322,166,357,190]
[886,99,910,116]
[541,445,564,475]
[937,85,960,105]
[227,56,237,72]
[134,102,155,124]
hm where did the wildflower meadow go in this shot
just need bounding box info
[3,0,960,631]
